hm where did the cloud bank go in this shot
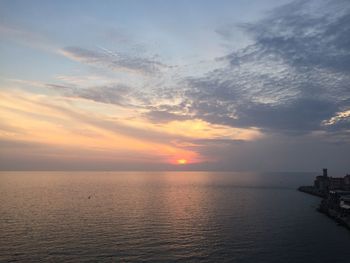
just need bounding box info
[145,0,350,137]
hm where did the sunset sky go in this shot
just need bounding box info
[0,0,349,172]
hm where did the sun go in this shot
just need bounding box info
[177,159,187,165]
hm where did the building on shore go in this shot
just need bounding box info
[299,169,350,230]
[320,190,350,220]
[340,196,350,210]
[316,169,350,226]
[314,169,350,193]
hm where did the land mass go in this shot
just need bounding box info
[298,169,350,231]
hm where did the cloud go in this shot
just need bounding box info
[322,109,350,131]
[189,133,350,173]
[231,98,338,134]
[145,110,190,123]
[43,0,350,140]
[60,46,166,75]
[0,90,204,166]
[239,0,350,73]
[47,83,139,107]
[10,0,349,140]
[144,0,350,137]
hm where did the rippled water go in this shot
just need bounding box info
[1,171,349,262]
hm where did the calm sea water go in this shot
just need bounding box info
[0,171,349,262]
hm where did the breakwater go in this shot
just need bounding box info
[298,186,325,198]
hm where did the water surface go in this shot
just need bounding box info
[0,171,349,262]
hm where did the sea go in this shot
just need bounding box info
[0,171,349,262]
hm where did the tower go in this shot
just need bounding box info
[323,168,328,177]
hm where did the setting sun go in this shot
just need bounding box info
[177,159,187,165]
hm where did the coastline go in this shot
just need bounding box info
[318,203,350,231]
[298,186,325,198]
[298,186,350,231]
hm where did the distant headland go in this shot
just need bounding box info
[298,169,350,230]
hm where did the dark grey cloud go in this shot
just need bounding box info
[62,46,166,74]
[233,98,338,134]
[239,0,350,73]
[147,0,350,136]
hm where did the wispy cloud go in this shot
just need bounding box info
[60,46,167,75]
[0,90,201,164]
[46,83,142,107]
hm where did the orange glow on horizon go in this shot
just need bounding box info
[177,159,187,165]
[0,89,259,168]
[0,90,200,165]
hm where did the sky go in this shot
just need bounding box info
[0,0,349,173]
